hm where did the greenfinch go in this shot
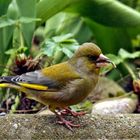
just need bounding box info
[0,43,114,130]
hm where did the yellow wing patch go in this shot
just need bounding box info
[18,83,48,91]
[0,83,10,88]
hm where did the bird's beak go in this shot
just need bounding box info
[96,54,116,68]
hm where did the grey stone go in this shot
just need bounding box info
[0,114,139,139]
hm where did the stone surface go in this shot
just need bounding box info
[0,114,139,139]
[88,77,125,102]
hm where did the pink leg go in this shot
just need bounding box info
[55,111,80,131]
[60,107,86,117]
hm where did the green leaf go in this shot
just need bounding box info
[0,0,12,16]
[0,0,19,51]
[118,0,134,7]
[85,18,132,54]
[62,43,79,52]
[36,0,80,26]
[42,41,57,56]
[40,34,79,63]
[118,48,140,59]
[0,16,15,28]
[70,100,93,112]
[52,51,65,64]
[7,0,19,19]
[36,0,140,27]
[45,12,92,43]
[0,0,19,70]
[19,17,41,24]
[62,48,73,58]
[5,48,16,55]
[61,39,78,44]
[67,0,140,27]
[44,12,67,37]
[16,0,36,47]
[52,33,73,43]
[107,54,122,65]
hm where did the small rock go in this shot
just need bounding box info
[0,112,6,116]
[13,124,18,129]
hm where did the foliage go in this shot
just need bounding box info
[107,48,140,65]
[40,33,79,64]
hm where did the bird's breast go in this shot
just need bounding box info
[56,76,98,106]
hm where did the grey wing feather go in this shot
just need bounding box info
[0,70,59,89]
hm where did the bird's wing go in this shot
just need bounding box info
[0,62,81,91]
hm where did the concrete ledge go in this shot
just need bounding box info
[0,114,139,139]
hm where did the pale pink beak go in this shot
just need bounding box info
[96,54,116,68]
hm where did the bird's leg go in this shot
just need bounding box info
[55,110,80,131]
[60,107,86,117]
[49,105,80,131]
[58,108,68,115]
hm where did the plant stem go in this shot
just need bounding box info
[2,22,25,76]
[123,61,137,80]
[2,53,16,76]
[10,94,20,113]
[19,23,24,48]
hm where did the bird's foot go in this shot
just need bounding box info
[60,108,86,117]
[57,117,80,131]
[68,110,86,117]
[55,111,80,131]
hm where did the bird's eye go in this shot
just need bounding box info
[87,55,98,61]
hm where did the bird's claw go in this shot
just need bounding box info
[59,110,68,115]
[55,110,81,131]
[57,119,80,131]
[60,108,86,117]
[69,110,86,117]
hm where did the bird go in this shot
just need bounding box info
[0,43,114,130]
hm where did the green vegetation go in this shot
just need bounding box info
[0,0,140,113]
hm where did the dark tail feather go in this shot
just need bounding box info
[0,76,15,83]
[0,76,20,89]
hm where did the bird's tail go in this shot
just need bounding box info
[0,76,20,90]
[0,76,46,102]
[0,76,48,91]
[0,76,36,100]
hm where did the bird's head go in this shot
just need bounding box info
[72,43,115,69]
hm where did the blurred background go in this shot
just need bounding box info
[0,0,140,114]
